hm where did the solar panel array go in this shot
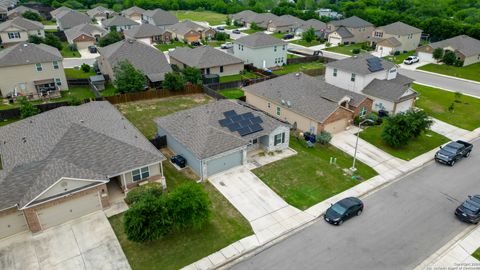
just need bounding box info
[367,57,384,73]
[219,110,264,137]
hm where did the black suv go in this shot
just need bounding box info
[455,195,480,224]
[324,197,364,225]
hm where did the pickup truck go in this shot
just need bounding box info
[435,140,473,166]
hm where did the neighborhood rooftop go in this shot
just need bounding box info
[143,8,178,25]
[102,16,139,27]
[121,6,145,16]
[64,23,107,42]
[362,74,416,102]
[329,16,373,28]
[427,35,480,57]
[166,20,208,36]
[0,16,43,31]
[123,23,164,38]
[0,42,62,68]
[327,53,396,75]
[376,21,422,35]
[169,46,243,69]
[235,32,287,48]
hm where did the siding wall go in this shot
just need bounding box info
[0,27,45,45]
[324,66,398,92]
[170,57,244,76]
[233,44,287,69]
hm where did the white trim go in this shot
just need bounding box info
[0,204,19,213]
[106,160,163,178]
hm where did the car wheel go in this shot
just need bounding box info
[450,160,456,166]
[465,151,471,157]
[338,220,343,225]
[357,209,362,216]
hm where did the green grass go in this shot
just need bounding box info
[413,83,480,131]
[253,138,378,210]
[472,247,480,260]
[100,84,118,97]
[155,41,188,52]
[114,94,212,139]
[359,122,450,161]
[109,161,252,270]
[205,38,231,47]
[60,42,80,58]
[0,118,19,127]
[272,61,325,75]
[417,62,480,82]
[45,29,58,33]
[287,54,301,59]
[241,28,263,34]
[290,39,321,47]
[270,32,285,39]
[42,20,56,25]
[324,43,367,56]
[64,68,96,79]
[225,25,237,30]
[218,88,244,99]
[171,10,227,25]
[383,51,415,64]
[219,71,259,83]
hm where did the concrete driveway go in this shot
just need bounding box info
[0,211,130,270]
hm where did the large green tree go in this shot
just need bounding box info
[302,27,316,43]
[97,30,123,47]
[163,72,185,91]
[113,60,147,93]
[22,10,42,21]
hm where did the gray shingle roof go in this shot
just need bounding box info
[428,35,480,57]
[56,10,91,29]
[0,101,165,210]
[327,53,396,75]
[155,99,288,160]
[0,42,62,68]
[98,39,172,82]
[229,10,257,21]
[86,6,113,17]
[102,15,138,28]
[7,5,39,16]
[50,6,71,18]
[377,21,422,36]
[379,36,402,47]
[143,8,178,26]
[64,23,107,43]
[0,16,43,31]
[330,16,373,28]
[243,72,368,123]
[334,26,353,38]
[269,14,304,28]
[166,20,209,36]
[235,32,286,48]
[123,23,164,38]
[121,6,145,16]
[169,46,243,69]
[302,19,326,31]
[362,74,417,102]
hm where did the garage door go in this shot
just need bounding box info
[418,52,434,63]
[0,211,27,239]
[324,119,348,134]
[329,37,341,46]
[37,192,102,230]
[206,150,243,177]
[76,41,94,50]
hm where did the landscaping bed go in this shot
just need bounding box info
[417,63,480,83]
[324,43,368,56]
[171,10,226,26]
[272,61,325,75]
[253,138,377,210]
[218,88,244,99]
[413,83,480,131]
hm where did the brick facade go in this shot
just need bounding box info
[351,98,374,117]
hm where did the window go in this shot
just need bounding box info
[37,30,41,35]
[55,78,62,86]
[274,46,277,52]
[333,68,337,77]
[132,166,149,182]
[282,45,286,50]
[52,61,59,69]
[206,68,210,74]
[267,102,271,108]
[35,63,42,72]
[8,32,20,39]
[351,73,356,82]
[274,132,285,146]
[220,66,224,73]
[389,68,396,73]
[276,106,281,116]
[374,32,383,38]
[360,107,367,117]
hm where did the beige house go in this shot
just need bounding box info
[64,23,107,50]
[86,6,114,22]
[0,5,7,21]
[123,24,165,45]
[326,16,374,45]
[267,14,304,33]
[0,17,44,47]
[120,6,145,23]
[370,21,422,56]
[0,43,67,98]
[165,20,216,43]
[416,35,480,66]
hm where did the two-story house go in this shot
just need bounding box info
[7,5,40,19]
[233,32,287,69]
[142,8,178,30]
[55,9,91,31]
[86,6,114,22]
[325,53,417,114]
[0,42,68,98]
[370,21,422,56]
[326,16,374,45]
[120,6,145,23]
[101,15,138,32]
[0,5,7,21]
[0,17,44,47]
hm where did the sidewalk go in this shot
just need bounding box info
[430,118,470,141]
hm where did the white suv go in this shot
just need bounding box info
[403,55,420,65]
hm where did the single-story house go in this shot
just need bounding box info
[369,21,422,56]
[229,10,278,29]
[267,14,304,33]
[0,101,166,238]
[55,9,91,31]
[295,18,327,38]
[120,6,144,23]
[243,72,372,134]
[165,20,215,43]
[169,46,244,76]
[64,23,107,50]
[7,5,40,19]
[50,6,71,18]
[86,6,114,22]
[233,32,287,69]
[416,35,480,66]
[326,16,374,45]
[156,99,290,180]
[102,15,138,32]
[142,8,178,30]
[0,17,44,47]
[123,23,166,45]
[97,39,172,87]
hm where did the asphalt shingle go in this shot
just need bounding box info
[0,16,43,32]
[376,21,422,36]
[362,73,417,102]
[123,23,164,38]
[329,16,373,28]
[169,46,243,69]
[327,53,396,75]
[235,32,286,48]
[0,42,62,68]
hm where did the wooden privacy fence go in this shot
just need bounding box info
[202,85,226,100]
[104,86,203,104]
[67,78,90,86]
[287,55,321,64]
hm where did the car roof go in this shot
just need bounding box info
[470,195,480,205]
[338,197,362,207]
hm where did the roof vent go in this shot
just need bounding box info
[80,120,84,123]
[281,99,285,105]
[287,100,291,107]
[23,43,28,47]
[127,39,134,43]
[22,137,26,143]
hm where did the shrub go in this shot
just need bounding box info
[113,60,147,93]
[454,60,464,67]
[361,43,369,50]
[167,182,211,230]
[22,10,42,21]
[325,42,331,47]
[393,51,401,56]
[19,97,39,118]
[381,110,433,147]
[302,27,316,43]
[80,63,91,73]
[125,183,164,205]
[68,43,77,51]
[432,48,444,61]
[44,33,63,50]
[316,131,332,145]
[442,51,457,65]
[454,91,463,102]
[404,110,433,138]
[352,48,360,54]
[214,31,230,41]
[353,115,361,126]
[163,72,186,91]
[28,35,44,44]
[448,102,455,112]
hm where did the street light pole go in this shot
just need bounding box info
[350,119,374,172]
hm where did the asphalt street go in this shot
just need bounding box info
[230,140,480,270]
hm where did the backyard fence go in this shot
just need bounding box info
[149,136,167,149]
[67,78,90,86]
[202,85,226,100]
[104,86,203,104]
[0,99,98,120]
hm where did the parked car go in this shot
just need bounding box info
[191,41,202,47]
[325,197,364,225]
[88,45,97,53]
[435,140,473,166]
[170,155,186,168]
[232,29,241,34]
[283,33,294,40]
[455,195,480,224]
[216,26,225,31]
[221,42,233,49]
[403,55,419,65]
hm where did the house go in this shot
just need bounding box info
[165,20,216,43]
[64,23,107,50]
[229,10,257,26]
[267,14,304,33]
[55,9,91,31]
[325,53,417,114]
[244,72,372,134]
[233,32,287,69]
[0,101,166,238]
[326,16,374,45]
[123,23,165,45]
[120,6,145,23]
[86,6,114,22]
[369,21,422,56]
[316,8,342,19]
[156,99,290,180]
[50,6,71,18]
[97,39,172,87]
[229,10,277,29]
[0,17,44,47]
[0,42,67,98]
[416,35,480,66]
[296,18,326,38]
[142,8,178,30]
[102,15,138,32]
[169,46,244,76]
[0,5,7,21]
[7,5,40,19]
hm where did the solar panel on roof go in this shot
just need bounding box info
[231,115,242,122]
[238,126,251,136]
[242,112,254,120]
[238,119,251,127]
[250,123,263,133]
[219,110,264,137]
[227,122,242,131]
[219,118,233,127]
[250,116,263,124]
[224,110,237,118]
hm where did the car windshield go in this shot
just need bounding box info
[406,57,413,60]
[331,203,347,215]
[463,202,479,213]
[442,145,457,154]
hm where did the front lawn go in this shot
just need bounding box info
[205,38,231,47]
[290,39,321,47]
[114,94,212,139]
[0,118,19,127]
[60,42,80,58]
[42,20,56,25]
[413,83,480,131]
[171,10,227,26]
[270,32,285,39]
[324,43,368,56]
[383,51,415,64]
[241,28,263,34]
[65,68,96,79]
[417,62,480,83]
[218,88,244,99]
[219,71,259,83]
[272,61,325,75]
[109,161,252,270]
[253,138,378,210]
[287,54,301,59]
[155,41,187,52]
[472,247,480,260]
[359,122,450,161]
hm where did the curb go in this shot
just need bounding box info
[414,69,480,85]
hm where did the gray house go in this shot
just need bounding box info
[142,8,178,30]
[156,100,290,180]
[233,32,287,69]
[55,10,91,31]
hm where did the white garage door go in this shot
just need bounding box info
[76,41,94,50]
[324,119,348,134]
[329,37,341,46]
[37,192,102,230]
[418,52,434,63]
[0,211,27,239]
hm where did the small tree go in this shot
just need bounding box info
[167,182,211,230]
[182,67,202,85]
[214,32,229,41]
[28,34,44,44]
[432,48,444,61]
[442,51,457,65]
[22,10,42,21]
[19,97,39,118]
[405,110,433,138]
[302,27,316,43]
[250,22,261,30]
[113,60,146,93]
[226,15,231,26]
[381,113,412,148]
[44,33,63,50]
[163,72,185,91]
[81,63,91,73]
[98,30,123,47]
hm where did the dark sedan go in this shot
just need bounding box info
[455,195,480,224]
[324,197,364,225]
